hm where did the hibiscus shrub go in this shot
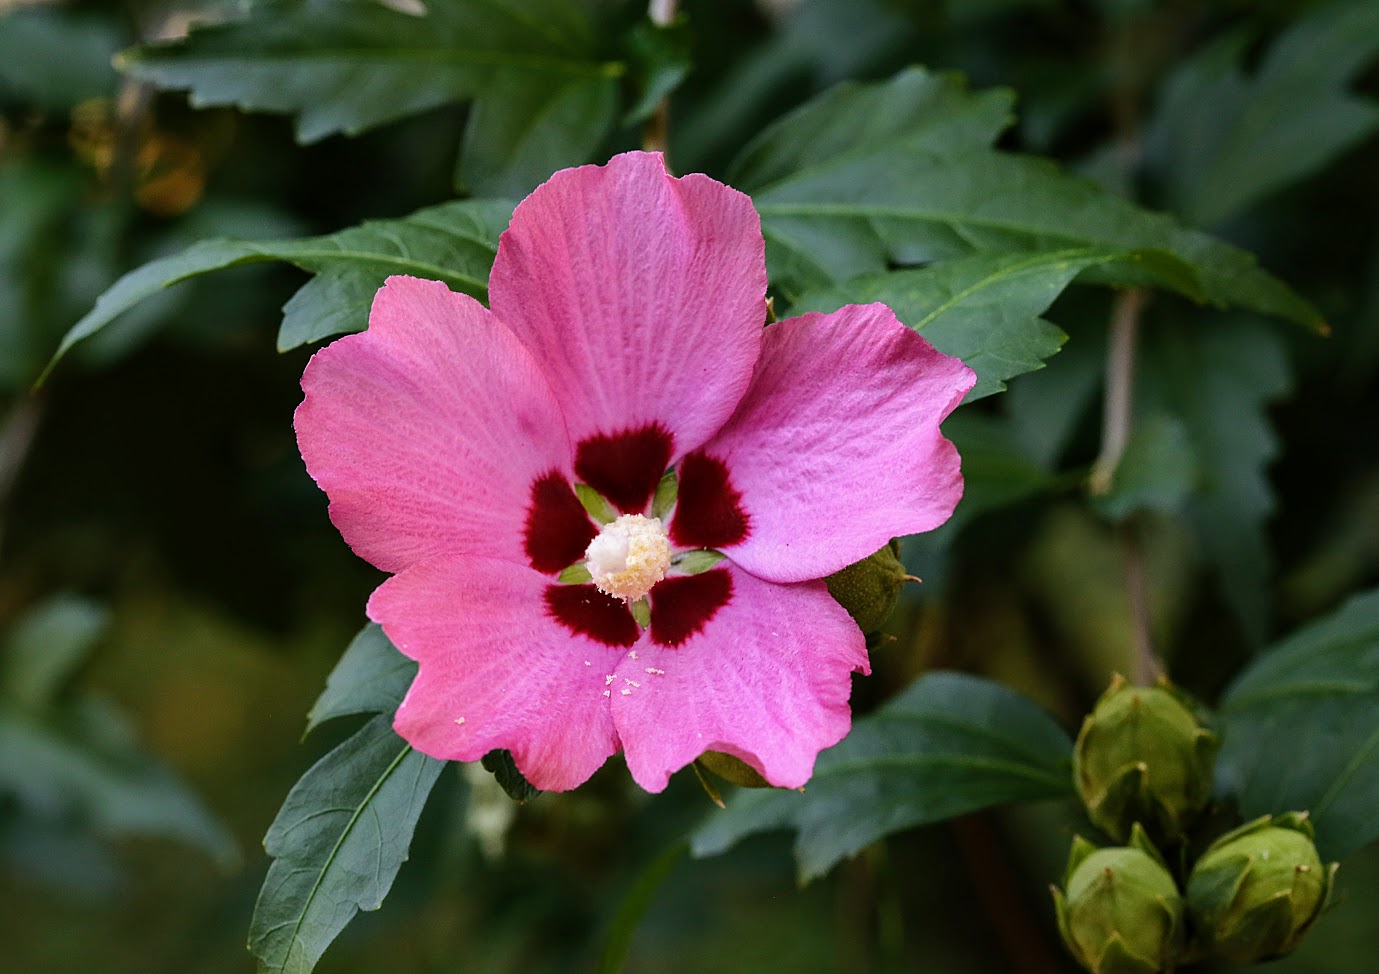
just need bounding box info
[11,0,1379,972]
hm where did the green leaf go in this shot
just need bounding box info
[305,624,416,736]
[248,715,445,974]
[479,749,539,803]
[0,698,236,865]
[0,8,121,110]
[119,0,622,197]
[1145,1,1379,225]
[792,246,1191,400]
[42,198,510,381]
[622,19,692,126]
[1216,588,1379,860]
[1,595,110,712]
[597,842,687,974]
[1138,317,1291,645]
[690,671,1073,882]
[1092,414,1197,522]
[734,67,1323,329]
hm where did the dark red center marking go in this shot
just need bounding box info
[650,569,733,647]
[574,423,674,514]
[668,452,750,550]
[545,584,639,648]
[523,471,598,574]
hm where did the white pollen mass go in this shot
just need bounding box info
[585,513,671,602]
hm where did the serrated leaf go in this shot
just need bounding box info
[1,595,110,711]
[479,749,539,803]
[734,67,1323,329]
[42,198,510,380]
[728,66,1015,193]
[1216,588,1379,860]
[690,671,1073,882]
[792,246,1188,400]
[1146,1,1379,225]
[1138,317,1291,645]
[1092,413,1197,522]
[249,714,444,974]
[0,698,235,865]
[119,0,621,197]
[305,624,416,736]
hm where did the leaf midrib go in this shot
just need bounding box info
[910,247,1116,330]
[272,742,413,974]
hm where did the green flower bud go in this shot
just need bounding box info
[1073,674,1218,843]
[825,540,908,634]
[1186,812,1337,963]
[1052,826,1185,974]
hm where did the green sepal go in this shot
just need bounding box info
[559,562,593,584]
[575,483,616,524]
[673,549,724,574]
[630,598,651,628]
[1094,931,1168,974]
[480,749,539,804]
[651,471,678,520]
[1127,823,1169,870]
[690,760,726,809]
[1065,834,1101,880]
[696,751,771,789]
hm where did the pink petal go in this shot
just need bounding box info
[370,554,625,792]
[488,150,767,464]
[612,563,868,793]
[296,276,573,573]
[692,305,975,583]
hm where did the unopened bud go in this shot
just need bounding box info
[1186,812,1336,963]
[1073,674,1218,843]
[1052,825,1184,974]
[826,540,908,634]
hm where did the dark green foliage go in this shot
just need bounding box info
[306,623,416,735]
[44,198,510,379]
[248,715,444,974]
[120,0,622,196]
[690,672,1073,881]
[1217,589,1379,860]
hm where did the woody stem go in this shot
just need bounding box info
[642,0,680,154]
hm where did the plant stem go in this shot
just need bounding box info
[1122,520,1163,686]
[1088,286,1148,495]
[1088,286,1164,685]
[642,0,679,154]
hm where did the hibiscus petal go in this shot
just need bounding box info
[613,564,867,793]
[370,554,625,792]
[488,150,767,463]
[694,305,976,583]
[296,276,574,573]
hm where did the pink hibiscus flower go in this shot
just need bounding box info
[295,151,975,793]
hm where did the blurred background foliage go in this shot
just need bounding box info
[1,0,1378,971]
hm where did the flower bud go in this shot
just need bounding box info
[1073,674,1218,843]
[1052,826,1185,974]
[825,540,908,634]
[1186,812,1337,963]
